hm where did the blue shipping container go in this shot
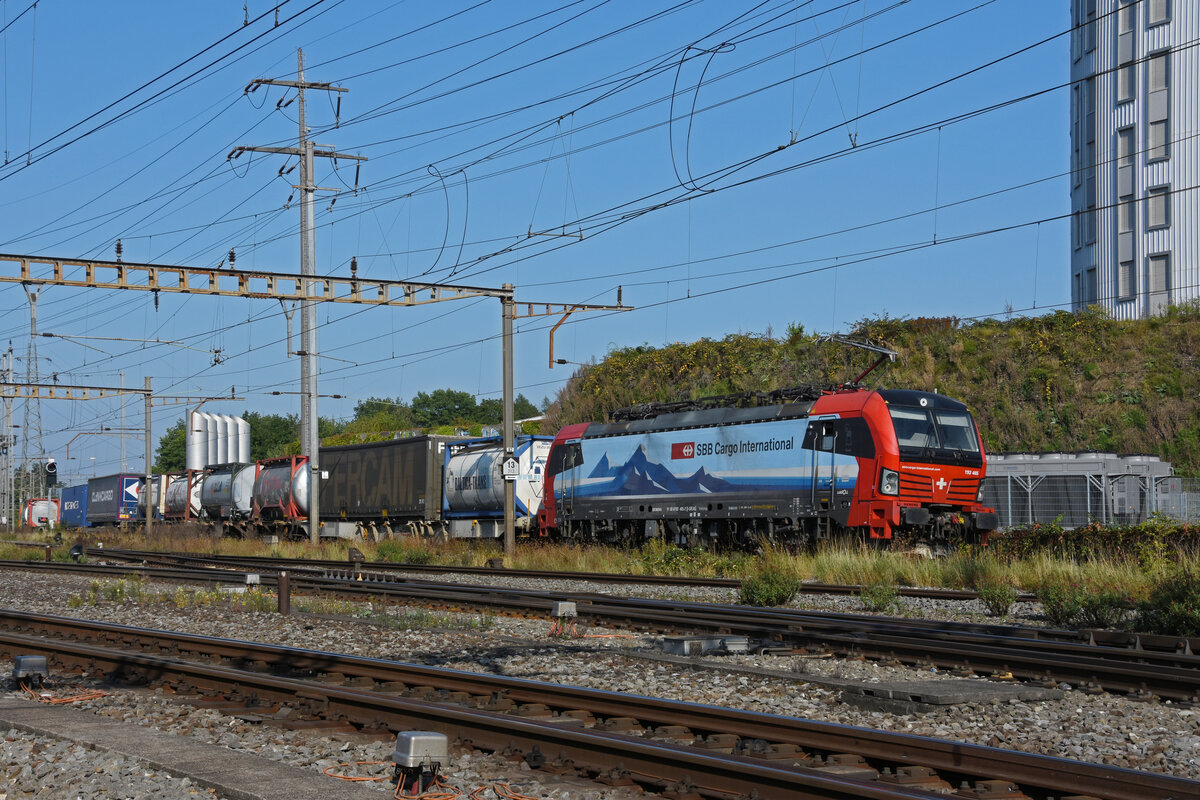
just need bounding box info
[60,484,89,528]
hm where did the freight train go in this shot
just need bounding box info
[53,385,998,548]
[58,434,552,540]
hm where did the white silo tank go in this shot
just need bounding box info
[235,417,251,463]
[214,415,230,464]
[186,411,206,471]
[201,412,219,466]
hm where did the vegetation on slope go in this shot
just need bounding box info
[544,305,1200,475]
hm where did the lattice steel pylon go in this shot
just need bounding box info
[20,287,45,504]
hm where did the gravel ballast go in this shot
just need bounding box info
[0,567,1197,798]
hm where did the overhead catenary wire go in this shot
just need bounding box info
[0,1,1152,450]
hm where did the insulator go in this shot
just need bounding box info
[228,248,236,268]
[350,256,357,276]
[115,239,123,262]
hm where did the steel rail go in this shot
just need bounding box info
[6,559,1199,700]
[1,610,1194,800]
[0,627,956,800]
[87,547,1014,600]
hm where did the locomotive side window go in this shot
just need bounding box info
[546,442,583,476]
[801,419,875,458]
[835,418,875,458]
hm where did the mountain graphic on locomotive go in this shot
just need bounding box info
[538,384,998,549]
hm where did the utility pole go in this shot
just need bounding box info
[502,286,515,557]
[21,287,44,503]
[144,376,152,540]
[120,371,126,472]
[230,49,366,543]
[1,344,12,531]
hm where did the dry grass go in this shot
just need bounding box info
[12,525,1198,596]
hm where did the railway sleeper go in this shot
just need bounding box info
[808,753,878,781]
[952,779,1034,799]
[878,766,953,793]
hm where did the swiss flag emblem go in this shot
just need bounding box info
[671,442,695,459]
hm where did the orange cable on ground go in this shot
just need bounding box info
[323,760,391,781]
[579,633,637,638]
[493,782,541,800]
[21,681,108,704]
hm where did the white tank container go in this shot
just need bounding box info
[443,438,551,517]
[22,498,60,528]
[200,463,256,519]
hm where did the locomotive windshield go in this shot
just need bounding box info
[889,406,981,464]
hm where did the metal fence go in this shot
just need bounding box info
[981,473,1200,529]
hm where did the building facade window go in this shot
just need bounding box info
[1148,119,1169,161]
[1117,65,1135,103]
[1116,1,1136,103]
[1117,127,1135,165]
[1147,186,1170,229]
[1147,253,1171,314]
[1149,51,1169,92]
[1148,0,1170,26]
[1118,199,1135,233]
[1118,261,1135,300]
[1085,0,1097,51]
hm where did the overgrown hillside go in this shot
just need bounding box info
[544,306,1200,476]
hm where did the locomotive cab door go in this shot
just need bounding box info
[806,417,838,537]
[553,440,584,525]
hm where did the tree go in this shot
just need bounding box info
[154,419,187,472]
[514,393,539,420]
[241,411,299,460]
[350,396,415,432]
[412,389,478,427]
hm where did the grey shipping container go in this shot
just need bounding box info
[319,435,463,523]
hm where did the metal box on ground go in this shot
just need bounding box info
[391,731,449,768]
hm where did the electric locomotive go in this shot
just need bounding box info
[537,385,997,549]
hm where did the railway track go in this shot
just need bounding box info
[0,610,1194,800]
[86,546,1026,600]
[6,557,1200,701]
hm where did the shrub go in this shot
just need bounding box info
[1136,568,1200,636]
[1075,586,1130,629]
[975,577,1017,616]
[1036,579,1085,628]
[738,569,802,607]
[859,582,900,614]
[376,539,435,565]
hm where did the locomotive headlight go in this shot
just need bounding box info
[879,468,899,496]
[977,485,985,503]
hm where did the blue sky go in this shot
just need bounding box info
[0,0,1071,481]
